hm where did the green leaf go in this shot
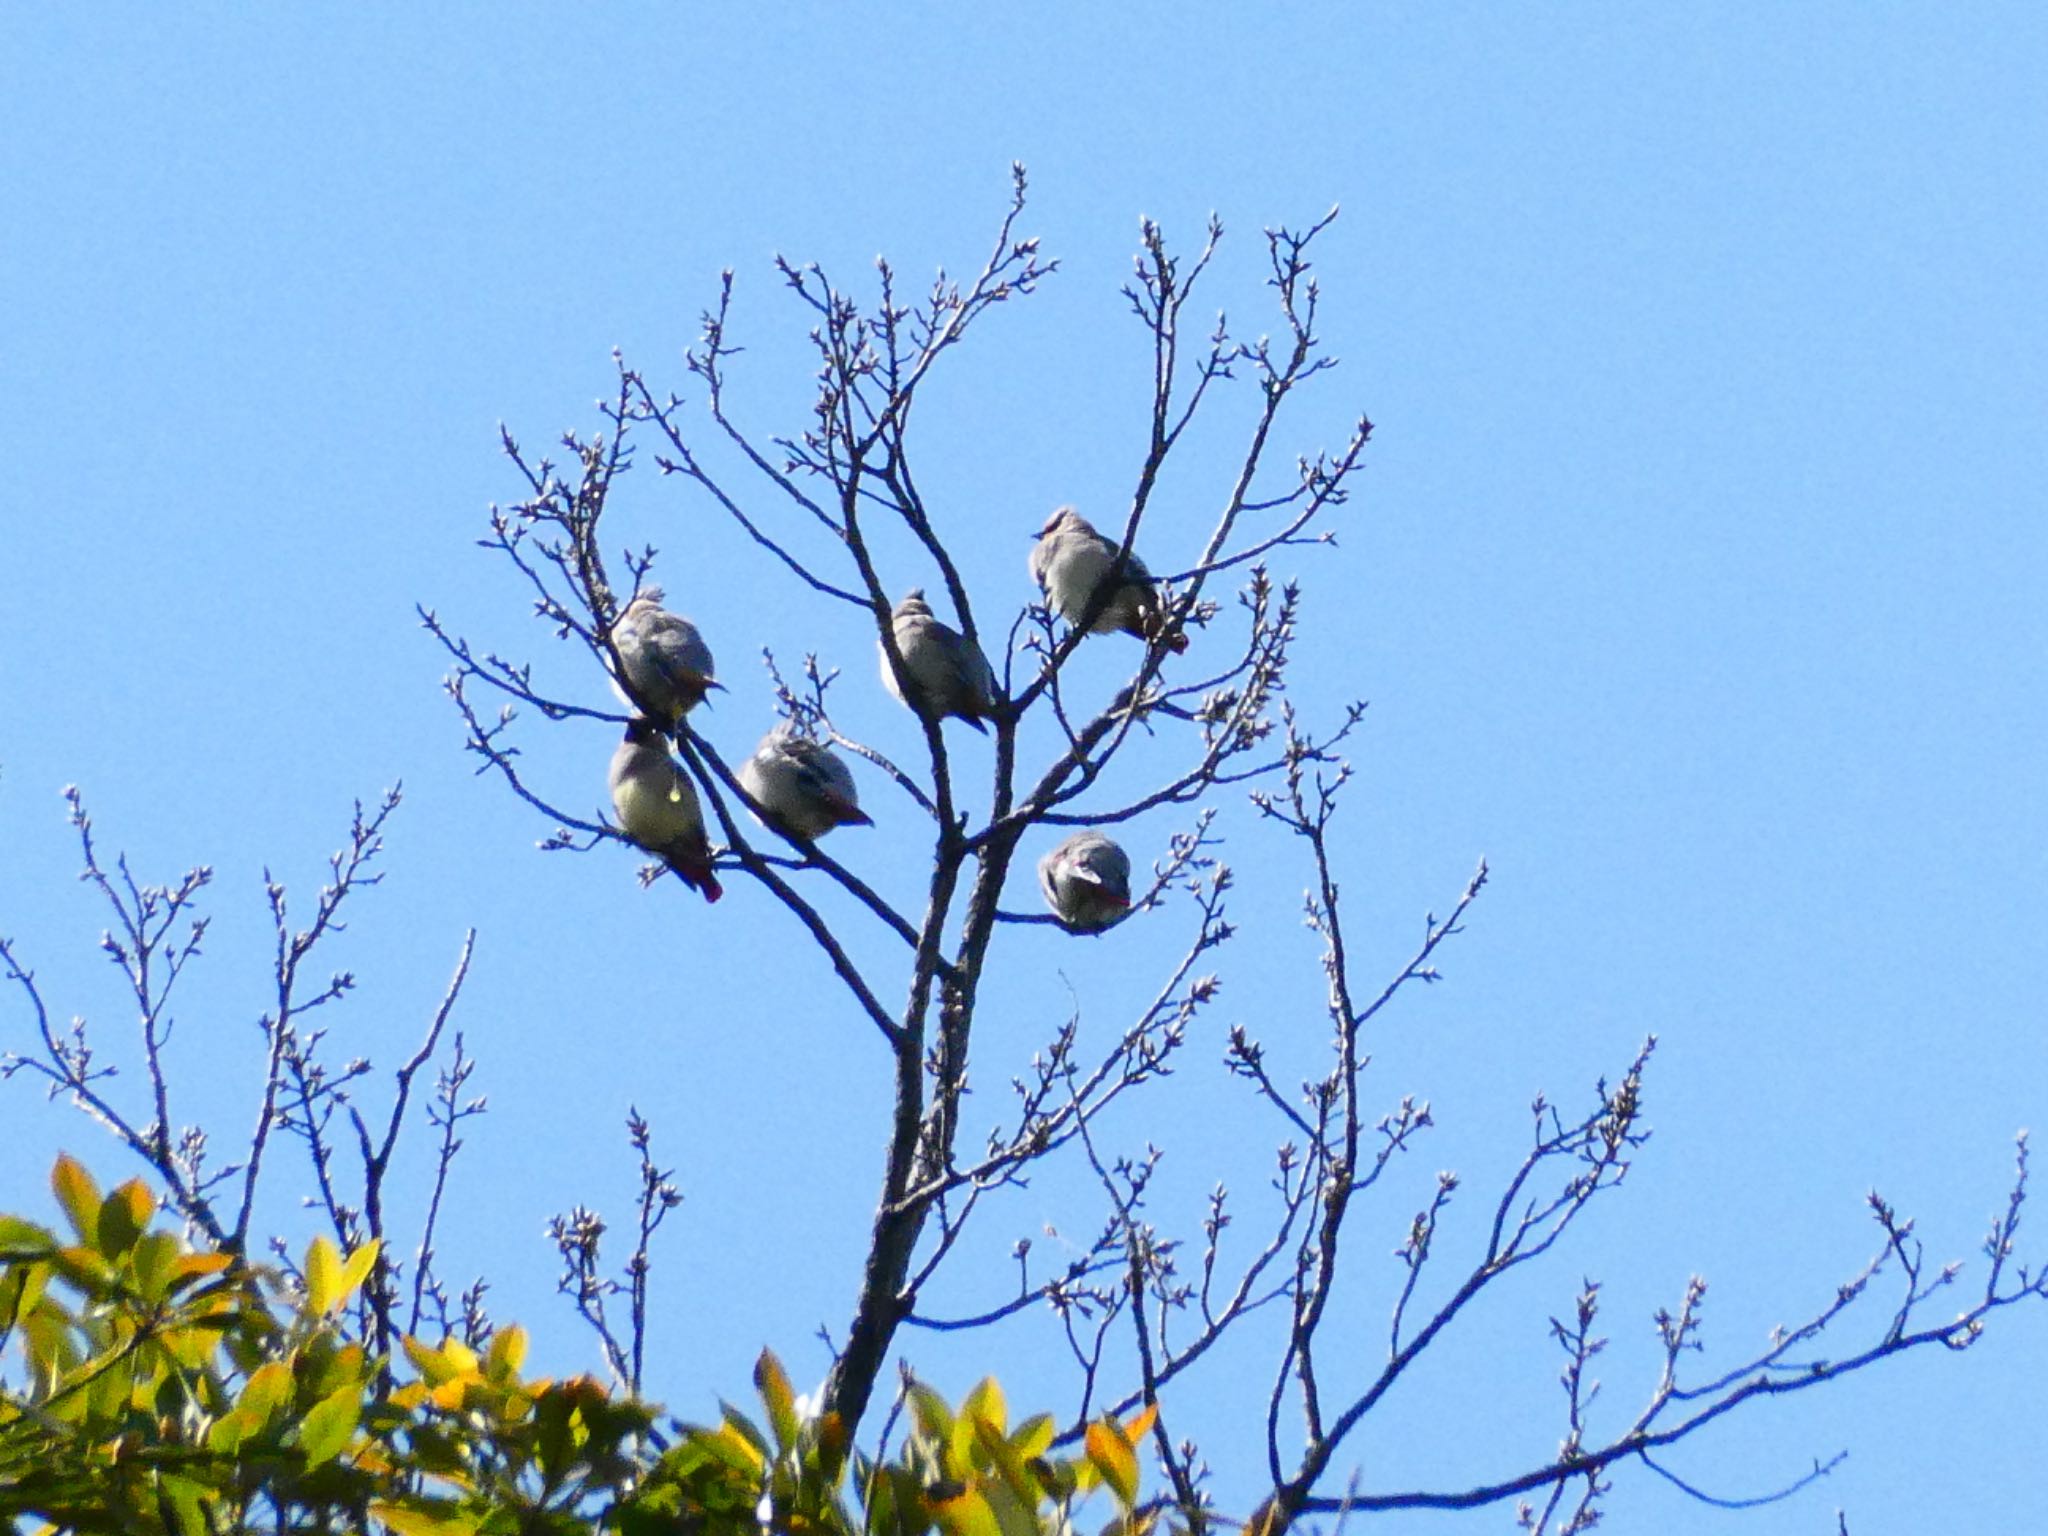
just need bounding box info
[370,1499,480,1536]
[0,1213,56,1258]
[50,1154,102,1245]
[97,1179,156,1259]
[293,1382,361,1467]
[754,1347,800,1450]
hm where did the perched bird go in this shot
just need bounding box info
[1028,506,1187,653]
[609,718,722,902]
[879,589,999,732]
[1038,830,1133,933]
[738,725,873,840]
[611,586,719,725]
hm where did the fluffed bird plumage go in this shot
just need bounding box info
[1038,829,1133,933]
[739,725,873,840]
[609,718,722,902]
[880,589,999,731]
[1028,506,1187,653]
[612,586,719,724]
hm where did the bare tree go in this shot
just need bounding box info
[415,166,2048,1530]
[9,168,2042,1531]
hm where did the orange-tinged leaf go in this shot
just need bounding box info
[50,1244,115,1292]
[50,1155,102,1245]
[1124,1402,1158,1445]
[755,1347,800,1449]
[97,1179,156,1259]
[304,1236,342,1316]
[1085,1419,1139,1508]
[927,1480,1004,1536]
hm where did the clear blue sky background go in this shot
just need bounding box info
[4,5,2044,1529]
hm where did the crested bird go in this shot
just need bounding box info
[739,724,873,840]
[609,718,722,902]
[611,586,719,725]
[1028,505,1187,653]
[879,589,999,732]
[1038,830,1133,933]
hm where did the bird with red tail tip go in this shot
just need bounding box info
[739,724,873,841]
[608,718,722,902]
[611,586,721,726]
[1038,830,1132,933]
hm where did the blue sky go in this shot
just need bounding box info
[3,5,2045,1529]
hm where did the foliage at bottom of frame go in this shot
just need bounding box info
[0,1154,1169,1536]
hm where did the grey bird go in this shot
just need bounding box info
[1028,506,1187,653]
[879,589,999,732]
[609,718,722,902]
[1038,830,1133,933]
[738,725,873,840]
[611,586,719,725]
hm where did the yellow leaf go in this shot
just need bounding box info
[338,1238,382,1305]
[962,1376,1008,1437]
[50,1155,101,1245]
[369,1500,479,1536]
[304,1236,342,1316]
[486,1323,528,1382]
[1011,1414,1055,1460]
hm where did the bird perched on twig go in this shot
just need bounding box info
[611,586,719,725]
[609,718,722,902]
[1038,830,1133,933]
[739,725,873,840]
[1028,506,1187,653]
[880,589,999,732]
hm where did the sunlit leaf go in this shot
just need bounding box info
[50,1155,102,1246]
[1010,1414,1055,1461]
[755,1347,799,1450]
[927,1480,1003,1536]
[1084,1419,1138,1508]
[961,1377,1007,1437]
[304,1236,343,1316]
[369,1499,480,1536]
[485,1322,528,1383]
[293,1382,361,1467]
[96,1179,155,1260]
[338,1238,381,1306]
